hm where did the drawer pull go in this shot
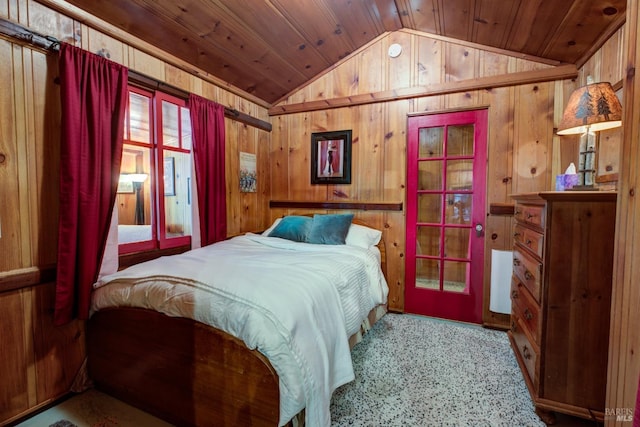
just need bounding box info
[514,232,521,237]
[511,290,518,299]
[515,210,521,215]
[526,239,532,246]
[524,270,534,281]
[523,345,532,360]
[513,259,521,266]
[526,212,536,220]
[524,308,533,320]
[511,320,517,333]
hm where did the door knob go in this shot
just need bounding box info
[475,223,484,237]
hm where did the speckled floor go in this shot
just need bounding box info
[14,313,601,427]
[331,313,545,426]
[330,313,602,427]
[13,388,172,427]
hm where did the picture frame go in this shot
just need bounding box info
[311,130,352,184]
[117,179,134,194]
[239,151,257,192]
[164,157,176,196]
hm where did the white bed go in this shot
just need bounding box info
[117,224,152,244]
[90,217,388,427]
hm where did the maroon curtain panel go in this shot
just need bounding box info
[54,43,128,325]
[189,94,227,246]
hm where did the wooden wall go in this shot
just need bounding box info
[569,24,632,427]
[0,0,271,423]
[0,28,87,425]
[270,29,581,320]
[577,27,626,191]
[607,0,640,423]
[0,0,633,424]
[269,29,631,420]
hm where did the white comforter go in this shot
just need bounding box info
[91,233,389,427]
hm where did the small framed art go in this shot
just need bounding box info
[164,157,175,196]
[310,130,352,185]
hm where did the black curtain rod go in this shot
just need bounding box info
[0,17,272,132]
[0,17,60,51]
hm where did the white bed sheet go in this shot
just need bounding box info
[117,224,152,244]
[91,233,388,427]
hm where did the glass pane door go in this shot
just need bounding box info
[405,110,488,324]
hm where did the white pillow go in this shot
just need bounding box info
[262,217,282,236]
[345,223,382,249]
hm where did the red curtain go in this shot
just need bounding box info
[54,43,128,325]
[189,94,227,245]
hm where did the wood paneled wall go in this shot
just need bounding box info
[0,0,634,424]
[606,0,640,424]
[575,27,625,191]
[270,29,578,318]
[0,36,86,424]
[272,25,634,419]
[0,0,271,423]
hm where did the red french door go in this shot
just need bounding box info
[405,109,488,324]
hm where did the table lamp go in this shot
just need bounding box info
[557,81,622,187]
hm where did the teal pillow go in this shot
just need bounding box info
[307,214,354,245]
[268,216,312,242]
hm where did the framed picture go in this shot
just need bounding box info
[117,179,134,194]
[164,157,175,196]
[311,130,352,184]
[239,151,257,192]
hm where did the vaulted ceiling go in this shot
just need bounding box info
[59,0,626,105]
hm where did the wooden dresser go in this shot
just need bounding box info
[508,191,616,423]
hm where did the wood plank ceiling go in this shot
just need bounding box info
[58,0,626,105]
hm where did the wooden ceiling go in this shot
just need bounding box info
[59,0,626,105]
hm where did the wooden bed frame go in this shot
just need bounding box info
[87,219,386,427]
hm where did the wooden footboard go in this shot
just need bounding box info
[87,307,281,427]
[88,219,388,427]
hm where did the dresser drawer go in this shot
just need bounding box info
[513,223,544,259]
[514,203,545,230]
[510,313,539,387]
[511,277,540,344]
[513,249,542,302]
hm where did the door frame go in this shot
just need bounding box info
[404,108,488,324]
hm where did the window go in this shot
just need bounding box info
[117,86,193,253]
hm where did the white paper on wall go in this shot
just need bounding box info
[490,249,513,315]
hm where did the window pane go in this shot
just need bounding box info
[418,160,442,190]
[445,193,471,224]
[443,227,470,259]
[417,193,441,223]
[162,101,180,147]
[446,159,473,190]
[163,151,192,238]
[416,258,439,290]
[129,93,151,143]
[442,260,469,293]
[117,145,153,244]
[416,226,440,257]
[419,127,443,157]
[181,106,192,150]
[447,124,474,156]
